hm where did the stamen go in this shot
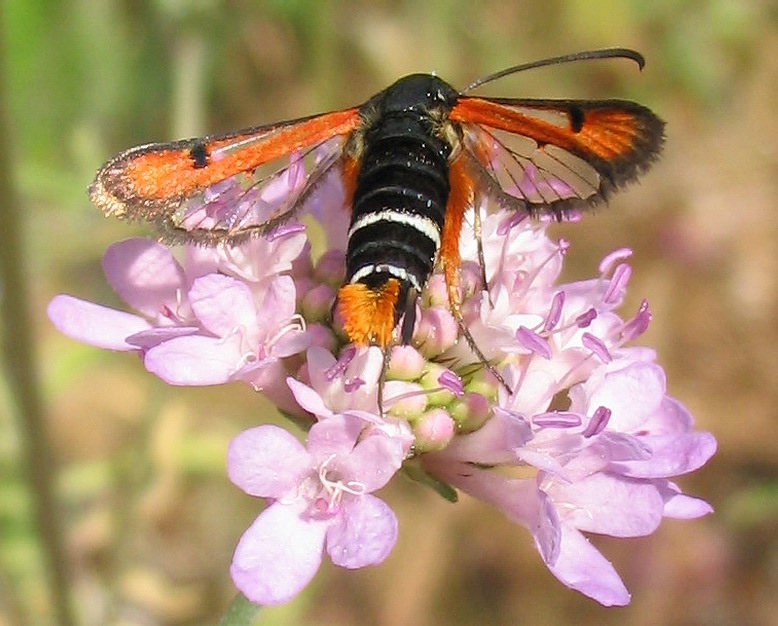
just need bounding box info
[516,326,552,359]
[497,211,528,236]
[575,308,597,328]
[543,291,565,332]
[159,288,187,323]
[514,239,569,300]
[438,370,465,396]
[343,377,365,392]
[511,355,532,397]
[603,263,632,304]
[384,386,429,412]
[533,411,582,428]
[621,299,652,341]
[219,323,251,352]
[581,332,612,363]
[267,314,306,349]
[160,304,176,321]
[598,248,632,274]
[234,347,261,371]
[583,406,611,437]
[316,454,366,513]
[326,346,356,381]
[267,222,306,242]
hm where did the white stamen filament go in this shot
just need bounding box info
[317,454,366,510]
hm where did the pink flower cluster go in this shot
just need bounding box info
[49,182,715,607]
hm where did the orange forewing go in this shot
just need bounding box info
[451,97,663,182]
[89,108,361,219]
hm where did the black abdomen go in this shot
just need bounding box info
[346,113,452,296]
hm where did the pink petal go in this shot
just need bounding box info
[429,460,541,532]
[306,414,362,458]
[256,276,296,328]
[437,408,532,466]
[244,361,304,416]
[305,346,338,391]
[102,239,186,318]
[232,354,275,376]
[183,245,220,278]
[308,345,384,402]
[552,473,664,537]
[533,488,562,564]
[287,377,333,418]
[144,335,240,385]
[189,274,257,337]
[591,432,652,463]
[616,432,717,478]
[272,328,310,358]
[647,395,694,434]
[231,502,326,606]
[661,485,714,519]
[589,363,666,431]
[515,448,567,477]
[227,426,312,498]
[47,295,150,350]
[210,225,307,280]
[261,224,308,273]
[326,495,397,568]
[340,432,405,492]
[545,526,631,606]
[125,326,200,349]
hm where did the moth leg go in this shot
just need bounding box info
[377,346,394,417]
[443,156,510,393]
[472,204,494,308]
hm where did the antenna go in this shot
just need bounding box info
[461,48,646,93]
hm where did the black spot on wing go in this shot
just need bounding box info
[568,106,585,133]
[189,142,209,169]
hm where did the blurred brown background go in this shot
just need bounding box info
[2,1,777,625]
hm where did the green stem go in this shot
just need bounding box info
[218,593,262,626]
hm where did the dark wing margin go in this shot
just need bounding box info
[88,108,362,244]
[449,97,665,218]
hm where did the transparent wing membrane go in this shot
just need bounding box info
[89,109,359,244]
[451,96,664,218]
[464,123,601,215]
[166,138,345,244]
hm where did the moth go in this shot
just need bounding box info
[89,48,664,372]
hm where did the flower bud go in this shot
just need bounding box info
[413,408,455,452]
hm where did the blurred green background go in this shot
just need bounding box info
[2,1,777,625]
